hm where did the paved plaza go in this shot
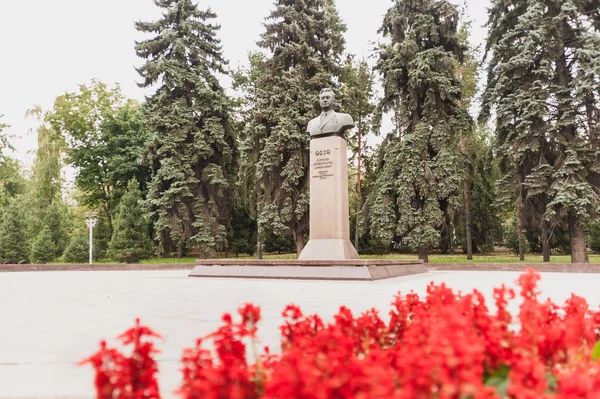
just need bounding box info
[2,269,600,398]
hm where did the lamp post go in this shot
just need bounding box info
[84,211,98,265]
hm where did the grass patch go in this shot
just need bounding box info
[223,253,600,264]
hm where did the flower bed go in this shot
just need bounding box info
[81,269,600,398]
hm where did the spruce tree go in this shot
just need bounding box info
[370,0,469,262]
[63,235,89,263]
[0,202,29,263]
[108,180,153,263]
[135,1,236,258]
[40,201,70,257]
[482,0,600,263]
[31,225,57,264]
[238,0,346,256]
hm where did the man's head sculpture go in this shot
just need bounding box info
[319,88,335,112]
[307,88,355,138]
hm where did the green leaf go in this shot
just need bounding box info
[592,341,600,360]
[545,373,558,393]
[484,364,510,397]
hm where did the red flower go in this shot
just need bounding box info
[82,270,600,399]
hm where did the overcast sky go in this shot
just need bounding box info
[0,0,490,167]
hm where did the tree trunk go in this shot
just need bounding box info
[517,215,525,261]
[568,213,589,263]
[418,247,429,264]
[541,219,550,262]
[104,206,113,237]
[257,225,263,260]
[457,62,473,260]
[295,227,305,258]
[354,130,362,251]
[462,175,473,260]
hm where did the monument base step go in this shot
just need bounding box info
[298,239,359,260]
[189,259,426,281]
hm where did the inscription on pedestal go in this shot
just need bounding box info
[312,149,334,180]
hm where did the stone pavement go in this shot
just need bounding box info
[2,270,600,398]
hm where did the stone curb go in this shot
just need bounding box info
[1,262,599,273]
[430,263,600,273]
[0,263,196,272]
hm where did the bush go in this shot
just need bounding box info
[82,269,600,398]
[263,232,295,254]
[63,235,89,263]
[587,221,600,254]
[30,225,57,264]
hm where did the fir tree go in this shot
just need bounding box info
[31,225,57,264]
[63,235,89,263]
[135,0,236,258]
[0,202,29,263]
[43,201,70,257]
[482,0,600,263]
[238,0,346,256]
[370,0,470,262]
[108,180,153,263]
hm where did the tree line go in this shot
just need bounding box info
[0,0,599,264]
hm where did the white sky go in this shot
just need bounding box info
[0,0,490,167]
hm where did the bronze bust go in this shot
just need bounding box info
[307,88,354,138]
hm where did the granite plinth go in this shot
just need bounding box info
[299,135,359,260]
[189,259,426,281]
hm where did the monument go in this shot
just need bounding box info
[298,88,360,260]
[189,89,427,280]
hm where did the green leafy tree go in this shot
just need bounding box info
[455,130,503,254]
[63,234,89,263]
[370,0,470,263]
[31,225,57,264]
[237,0,346,256]
[135,0,236,258]
[0,202,29,263]
[48,81,150,235]
[340,56,377,251]
[26,106,64,207]
[482,0,600,263]
[0,115,11,155]
[0,157,25,213]
[21,107,70,253]
[0,118,25,213]
[108,180,153,263]
[455,11,480,259]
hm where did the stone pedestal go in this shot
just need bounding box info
[299,136,359,260]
